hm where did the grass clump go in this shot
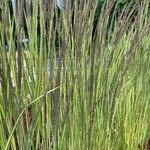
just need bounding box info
[0,0,150,149]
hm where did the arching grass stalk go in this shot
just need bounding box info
[4,86,60,150]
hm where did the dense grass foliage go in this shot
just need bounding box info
[0,0,150,149]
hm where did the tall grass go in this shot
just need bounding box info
[0,0,150,149]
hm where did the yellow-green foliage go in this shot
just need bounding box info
[0,1,150,150]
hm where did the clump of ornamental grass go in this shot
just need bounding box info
[0,0,150,149]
